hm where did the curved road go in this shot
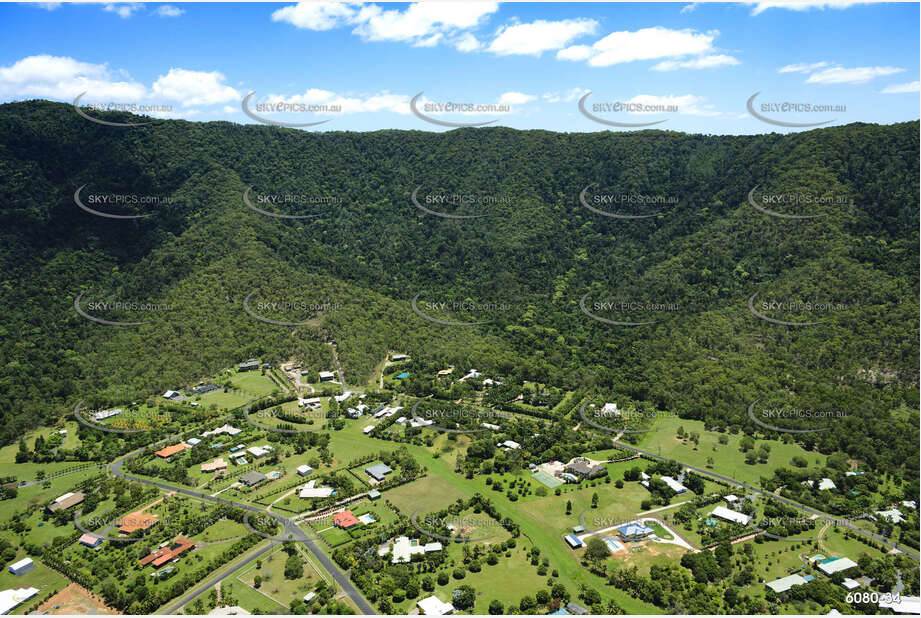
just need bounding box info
[611,439,920,561]
[110,442,374,614]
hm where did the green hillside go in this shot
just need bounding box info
[0,100,917,484]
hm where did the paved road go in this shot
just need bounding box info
[159,538,279,615]
[611,439,920,561]
[328,342,346,385]
[110,442,375,614]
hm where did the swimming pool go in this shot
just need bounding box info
[603,536,623,553]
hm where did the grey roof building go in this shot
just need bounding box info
[240,471,267,487]
[365,463,393,482]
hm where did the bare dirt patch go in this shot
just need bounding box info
[37,582,118,615]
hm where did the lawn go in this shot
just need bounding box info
[224,578,286,613]
[197,389,252,410]
[0,467,106,546]
[229,373,281,399]
[326,422,394,465]
[391,542,550,615]
[515,478,653,537]
[197,519,248,543]
[631,416,823,487]
[0,558,69,615]
[648,522,673,540]
[608,541,688,576]
[385,475,468,515]
[237,546,320,608]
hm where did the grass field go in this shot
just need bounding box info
[609,540,688,576]
[0,558,69,614]
[229,373,281,399]
[392,543,551,614]
[197,389,252,410]
[0,468,106,546]
[225,578,287,613]
[237,546,319,608]
[515,478,653,536]
[632,416,824,487]
[385,475,468,515]
[198,518,248,543]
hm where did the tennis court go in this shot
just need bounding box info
[532,469,564,488]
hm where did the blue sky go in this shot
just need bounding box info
[0,1,918,133]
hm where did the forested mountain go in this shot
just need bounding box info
[0,100,917,480]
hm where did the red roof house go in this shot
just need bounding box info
[139,537,195,568]
[332,510,360,529]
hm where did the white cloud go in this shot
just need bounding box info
[542,87,588,103]
[559,27,730,70]
[271,2,358,30]
[272,2,498,50]
[806,65,903,84]
[652,53,740,71]
[155,5,184,17]
[681,3,698,13]
[778,61,830,74]
[261,89,410,115]
[628,93,721,116]
[488,18,599,57]
[103,3,144,18]
[749,1,864,14]
[881,81,920,94]
[453,32,481,53]
[222,105,238,113]
[152,68,240,107]
[0,54,146,100]
[497,91,537,105]
[351,2,497,45]
[26,2,62,10]
[556,45,594,62]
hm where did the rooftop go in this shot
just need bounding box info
[155,443,189,458]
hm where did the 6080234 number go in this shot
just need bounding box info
[846,592,900,604]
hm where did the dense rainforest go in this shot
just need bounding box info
[0,100,917,483]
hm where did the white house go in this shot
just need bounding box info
[0,587,39,615]
[876,508,905,524]
[202,424,242,437]
[766,574,806,593]
[723,494,739,504]
[502,440,521,450]
[879,596,921,615]
[817,557,858,575]
[296,465,313,477]
[841,578,860,590]
[362,425,375,434]
[661,476,688,494]
[7,558,33,576]
[818,478,837,491]
[91,408,122,421]
[247,445,272,459]
[711,505,751,526]
[417,595,454,616]
[299,480,334,499]
[601,403,621,416]
[318,371,336,382]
